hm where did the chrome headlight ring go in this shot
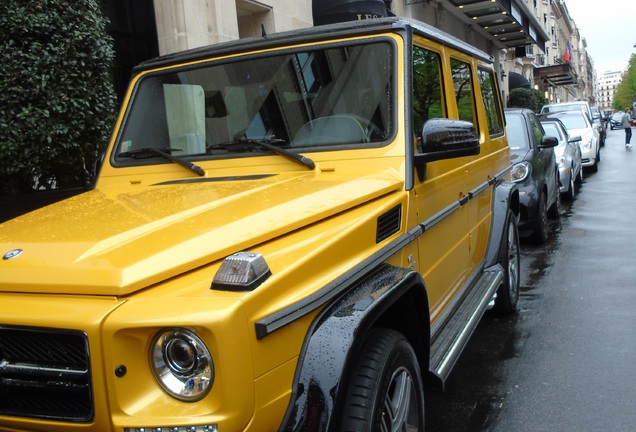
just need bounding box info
[556,154,566,168]
[150,328,214,402]
[510,161,530,182]
[580,135,593,149]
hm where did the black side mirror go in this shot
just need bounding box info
[414,118,480,181]
[539,135,558,148]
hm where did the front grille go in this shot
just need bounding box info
[0,326,93,422]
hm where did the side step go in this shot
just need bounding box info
[428,265,503,389]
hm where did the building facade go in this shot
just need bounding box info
[596,71,623,114]
[104,0,599,109]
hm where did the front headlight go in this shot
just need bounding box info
[510,161,530,182]
[556,154,566,168]
[150,329,214,402]
[580,135,592,149]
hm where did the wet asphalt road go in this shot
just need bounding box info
[425,126,636,431]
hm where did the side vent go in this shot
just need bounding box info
[376,204,401,243]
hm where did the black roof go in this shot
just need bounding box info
[134,17,493,74]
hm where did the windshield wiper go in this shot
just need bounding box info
[208,138,315,170]
[117,148,205,176]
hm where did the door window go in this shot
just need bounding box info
[450,58,476,127]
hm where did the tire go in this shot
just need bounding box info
[340,328,424,432]
[576,164,584,184]
[548,182,560,219]
[590,155,599,173]
[563,169,575,200]
[531,191,548,243]
[493,210,521,314]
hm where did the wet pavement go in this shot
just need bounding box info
[425,126,636,431]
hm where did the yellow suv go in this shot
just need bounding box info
[0,15,519,432]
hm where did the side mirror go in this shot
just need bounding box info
[414,118,480,181]
[568,135,582,143]
[539,135,558,148]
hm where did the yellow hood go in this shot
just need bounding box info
[0,171,401,295]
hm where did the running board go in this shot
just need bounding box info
[428,266,503,390]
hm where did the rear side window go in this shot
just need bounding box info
[478,68,504,136]
[450,58,476,127]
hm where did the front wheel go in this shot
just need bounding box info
[576,164,584,184]
[563,170,575,200]
[531,192,548,243]
[493,210,521,313]
[548,181,561,219]
[340,328,424,432]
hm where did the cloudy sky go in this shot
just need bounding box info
[563,0,634,74]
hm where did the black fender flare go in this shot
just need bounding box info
[278,264,429,432]
[484,179,519,268]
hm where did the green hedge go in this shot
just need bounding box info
[0,0,116,192]
[507,87,546,113]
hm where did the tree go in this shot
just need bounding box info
[0,0,117,192]
[614,54,636,111]
[530,88,547,111]
[507,87,546,112]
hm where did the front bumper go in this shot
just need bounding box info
[557,166,571,193]
[0,294,257,432]
[580,146,597,167]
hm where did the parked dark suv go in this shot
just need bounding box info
[505,108,560,243]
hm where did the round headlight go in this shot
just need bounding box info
[556,155,566,168]
[150,329,214,402]
[510,161,530,182]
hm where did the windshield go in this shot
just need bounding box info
[553,113,588,130]
[504,113,529,151]
[542,103,585,114]
[541,122,563,141]
[114,40,394,164]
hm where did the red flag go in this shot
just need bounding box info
[563,41,571,62]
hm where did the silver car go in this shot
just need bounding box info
[539,110,600,173]
[540,118,583,200]
[540,101,592,123]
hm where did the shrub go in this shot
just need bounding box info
[507,87,546,112]
[0,0,117,192]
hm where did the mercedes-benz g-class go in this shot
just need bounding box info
[0,8,519,432]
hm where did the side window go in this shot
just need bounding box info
[478,68,504,136]
[412,45,444,141]
[450,58,476,127]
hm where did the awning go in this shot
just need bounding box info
[444,0,550,50]
[509,71,530,91]
[533,63,578,87]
